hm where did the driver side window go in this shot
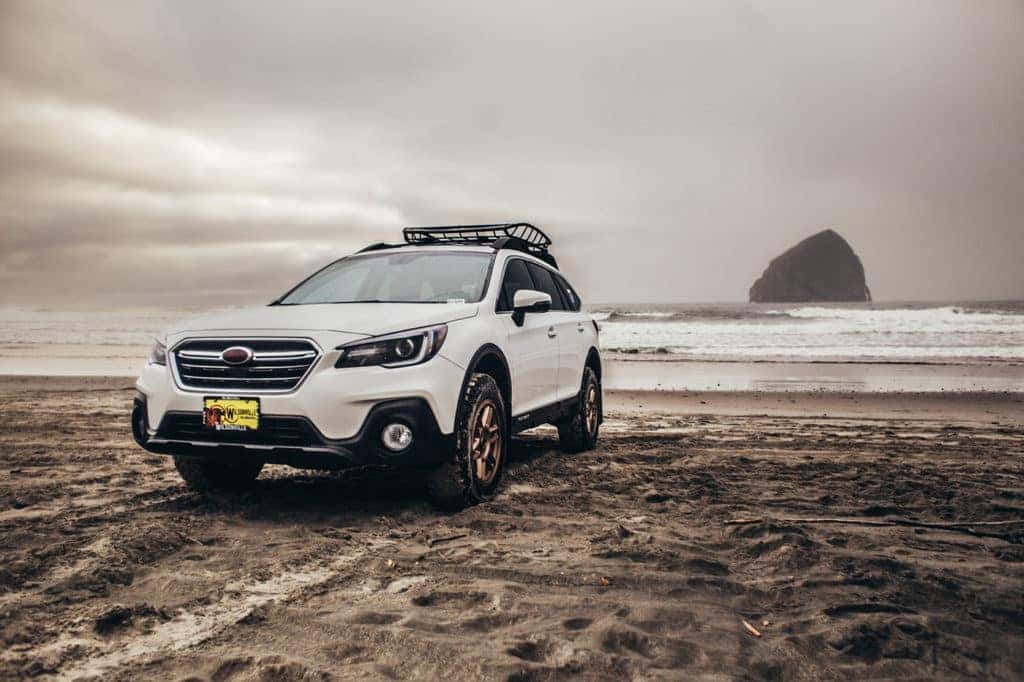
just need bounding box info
[496,259,536,312]
[525,263,567,311]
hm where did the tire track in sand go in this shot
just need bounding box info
[6,540,388,679]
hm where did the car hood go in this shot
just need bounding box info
[166,302,479,340]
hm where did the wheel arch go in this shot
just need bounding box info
[461,344,513,418]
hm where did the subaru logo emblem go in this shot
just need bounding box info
[221,346,254,365]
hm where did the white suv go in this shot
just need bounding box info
[132,223,602,508]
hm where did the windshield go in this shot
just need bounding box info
[277,251,492,305]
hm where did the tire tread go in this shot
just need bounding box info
[173,456,263,492]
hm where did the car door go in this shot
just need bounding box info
[552,270,591,397]
[524,262,581,402]
[497,258,559,416]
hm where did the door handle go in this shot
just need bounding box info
[577,322,585,333]
[547,327,557,338]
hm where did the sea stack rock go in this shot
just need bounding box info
[749,229,871,303]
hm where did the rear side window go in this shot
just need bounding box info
[525,263,567,311]
[497,259,536,312]
[553,273,581,311]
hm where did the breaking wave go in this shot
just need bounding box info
[593,302,1024,363]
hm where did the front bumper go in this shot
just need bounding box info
[138,345,465,439]
[134,344,466,469]
[133,393,453,469]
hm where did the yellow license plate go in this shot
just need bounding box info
[203,397,259,431]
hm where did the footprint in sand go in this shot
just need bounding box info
[411,590,490,608]
[506,640,545,662]
[348,611,403,625]
[563,617,593,631]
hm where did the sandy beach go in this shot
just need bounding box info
[1,375,1021,679]
[3,1,1023,678]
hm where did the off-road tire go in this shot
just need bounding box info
[172,456,263,492]
[426,373,508,511]
[557,366,601,453]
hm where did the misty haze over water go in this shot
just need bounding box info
[2,301,1022,367]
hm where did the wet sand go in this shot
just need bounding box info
[0,376,1022,680]
[603,357,1024,393]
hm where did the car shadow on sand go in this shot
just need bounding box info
[149,433,562,522]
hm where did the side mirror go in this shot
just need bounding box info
[511,289,551,326]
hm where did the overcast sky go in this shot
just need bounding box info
[1,0,1022,306]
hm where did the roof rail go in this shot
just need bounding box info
[402,223,557,267]
[357,241,399,254]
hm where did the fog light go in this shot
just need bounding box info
[381,422,413,452]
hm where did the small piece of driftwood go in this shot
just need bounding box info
[741,619,762,637]
[428,532,469,547]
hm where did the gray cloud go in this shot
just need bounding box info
[1,0,1022,306]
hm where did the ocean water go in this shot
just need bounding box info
[0,307,193,349]
[593,301,1024,364]
[0,307,207,377]
[0,302,1022,391]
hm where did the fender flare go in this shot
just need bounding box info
[458,343,513,419]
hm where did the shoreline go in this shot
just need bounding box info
[605,353,1023,366]
[603,359,1024,393]
[2,375,1020,425]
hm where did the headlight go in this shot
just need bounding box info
[148,339,167,366]
[335,324,448,369]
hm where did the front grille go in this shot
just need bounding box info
[172,338,319,392]
[157,412,323,448]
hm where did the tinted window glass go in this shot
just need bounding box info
[554,273,581,311]
[525,263,567,311]
[497,259,536,312]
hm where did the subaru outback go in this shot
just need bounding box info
[132,223,602,509]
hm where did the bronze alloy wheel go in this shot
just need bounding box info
[470,399,502,485]
[585,384,599,435]
[557,367,600,454]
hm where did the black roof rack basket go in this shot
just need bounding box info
[402,223,556,266]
